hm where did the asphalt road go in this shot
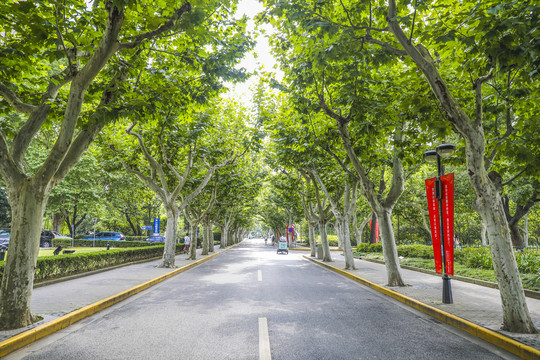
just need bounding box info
[7,239,517,360]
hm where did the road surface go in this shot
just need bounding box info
[7,239,517,359]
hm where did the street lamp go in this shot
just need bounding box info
[424,143,455,304]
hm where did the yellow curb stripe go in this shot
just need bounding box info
[0,250,228,357]
[289,249,343,252]
[303,255,540,360]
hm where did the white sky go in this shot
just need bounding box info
[222,0,283,110]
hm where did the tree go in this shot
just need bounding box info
[383,0,538,332]
[0,0,251,329]
[124,116,233,267]
[310,168,358,269]
[184,186,217,260]
[46,151,104,237]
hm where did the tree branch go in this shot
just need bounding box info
[473,69,494,126]
[364,37,408,56]
[10,65,77,166]
[126,123,170,192]
[35,3,126,184]
[502,168,527,187]
[0,81,37,115]
[123,164,167,200]
[117,2,192,50]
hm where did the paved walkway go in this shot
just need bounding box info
[296,248,540,352]
[0,247,222,343]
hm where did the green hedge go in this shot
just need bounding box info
[74,236,150,241]
[126,236,148,241]
[0,244,184,283]
[53,239,153,248]
[316,235,339,247]
[355,243,540,275]
[356,243,383,253]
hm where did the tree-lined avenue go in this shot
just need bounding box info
[5,239,516,360]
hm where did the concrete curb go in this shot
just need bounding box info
[304,255,540,360]
[0,246,238,358]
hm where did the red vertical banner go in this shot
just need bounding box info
[441,173,455,276]
[425,177,442,274]
[369,221,380,243]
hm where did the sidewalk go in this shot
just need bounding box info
[300,250,540,357]
[0,247,224,345]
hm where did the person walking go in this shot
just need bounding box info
[184,233,190,254]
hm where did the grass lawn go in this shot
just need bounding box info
[38,247,110,257]
[356,252,540,292]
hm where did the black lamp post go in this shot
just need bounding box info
[424,144,455,304]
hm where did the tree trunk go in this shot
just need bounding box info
[308,221,317,257]
[220,225,228,248]
[376,208,405,286]
[480,196,535,332]
[208,223,215,252]
[227,229,234,246]
[354,214,370,245]
[159,206,179,268]
[187,223,197,260]
[51,213,64,233]
[125,211,138,236]
[523,214,529,248]
[201,222,210,255]
[336,217,355,270]
[319,220,332,262]
[509,220,525,249]
[481,220,488,247]
[369,212,377,244]
[0,183,47,329]
[235,228,241,244]
[336,223,343,249]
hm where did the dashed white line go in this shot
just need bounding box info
[258,270,262,282]
[259,317,271,360]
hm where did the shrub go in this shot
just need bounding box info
[315,235,339,247]
[53,239,152,248]
[327,235,338,247]
[0,244,184,283]
[515,251,540,274]
[356,243,383,253]
[397,244,434,259]
[462,247,493,270]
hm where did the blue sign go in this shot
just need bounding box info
[153,218,160,235]
[141,226,152,230]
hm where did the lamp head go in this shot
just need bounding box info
[423,150,438,162]
[436,144,456,158]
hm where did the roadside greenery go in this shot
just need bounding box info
[0,244,184,284]
[355,244,540,291]
[52,239,157,248]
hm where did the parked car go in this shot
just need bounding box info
[0,230,10,247]
[82,231,126,241]
[145,235,166,243]
[40,230,72,248]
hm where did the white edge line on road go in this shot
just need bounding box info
[259,317,271,360]
[258,270,262,282]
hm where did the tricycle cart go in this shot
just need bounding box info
[277,238,288,254]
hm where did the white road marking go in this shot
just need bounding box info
[259,317,271,360]
[258,270,262,281]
